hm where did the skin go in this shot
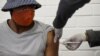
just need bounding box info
[8,5,59,56]
[45,30,59,56]
[8,5,35,34]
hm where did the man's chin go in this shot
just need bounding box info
[17,24,30,27]
[16,23,34,27]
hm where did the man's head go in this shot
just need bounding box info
[2,0,41,26]
[11,5,35,26]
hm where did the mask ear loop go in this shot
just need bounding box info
[10,10,20,29]
[12,18,20,33]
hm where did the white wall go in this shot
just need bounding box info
[0,0,100,56]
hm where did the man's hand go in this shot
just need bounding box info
[63,33,87,50]
[54,28,63,43]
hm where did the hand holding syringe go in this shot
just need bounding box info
[62,41,82,50]
[61,33,87,50]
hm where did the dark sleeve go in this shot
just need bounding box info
[86,29,100,47]
[53,0,90,28]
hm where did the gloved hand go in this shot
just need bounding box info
[62,33,87,50]
[54,28,63,43]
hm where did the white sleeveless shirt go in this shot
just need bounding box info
[0,20,53,56]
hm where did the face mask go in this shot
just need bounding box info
[12,9,34,26]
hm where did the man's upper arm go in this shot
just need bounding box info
[44,30,59,56]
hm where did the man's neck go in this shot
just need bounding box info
[7,19,34,34]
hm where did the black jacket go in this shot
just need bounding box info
[53,0,90,28]
[86,30,100,47]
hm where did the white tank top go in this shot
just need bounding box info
[0,20,53,56]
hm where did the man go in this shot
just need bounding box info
[0,0,59,56]
[53,0,91,42]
